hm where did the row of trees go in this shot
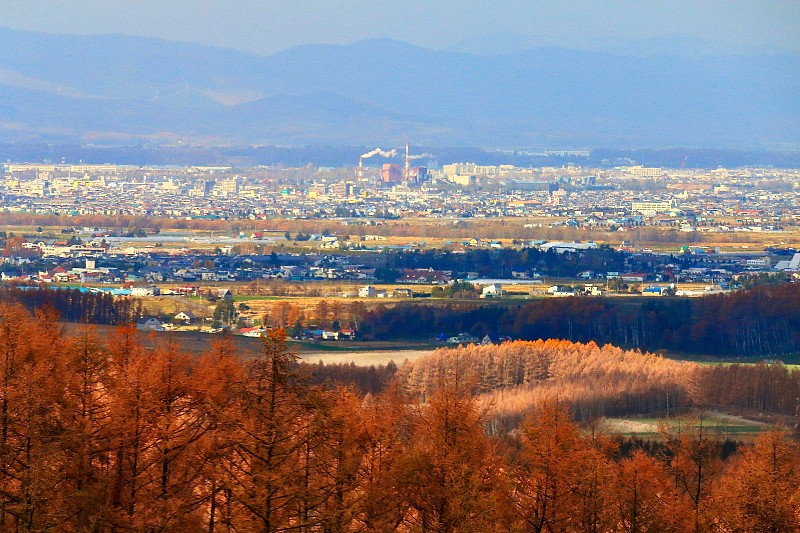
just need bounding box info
[360,283,800,358]
[262,300,370,333]
[373,246,631,280]
[0,303,797,531]
[0,285,141,325]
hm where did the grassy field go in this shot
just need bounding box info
[598,410,769,439]
[299,349,433,366]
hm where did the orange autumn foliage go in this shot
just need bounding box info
[397,340,696,425]
[0,304,796,531]
[397,340,800,427]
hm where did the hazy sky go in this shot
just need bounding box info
[1,0,798,55]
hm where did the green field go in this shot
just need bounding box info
[599,411,768,439]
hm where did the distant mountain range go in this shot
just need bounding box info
[0,28,797,149]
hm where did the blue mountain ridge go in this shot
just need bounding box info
[0,28,797,149]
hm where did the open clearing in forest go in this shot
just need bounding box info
[299,349,435,366]
[599,410,768,439]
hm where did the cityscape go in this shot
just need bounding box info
[0,1,798,530]
[2,158,796,347]
[2,157,799,344]
[4,159,799,229]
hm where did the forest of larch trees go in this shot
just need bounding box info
[0,302,798,532]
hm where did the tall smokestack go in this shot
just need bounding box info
[405,143,409,182]
[358,156,363,180]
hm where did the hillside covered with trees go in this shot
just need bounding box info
[0,302,798,531]
[398,340,800,428]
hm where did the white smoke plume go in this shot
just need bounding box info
[407,153,432,160]
[360,148,397,159]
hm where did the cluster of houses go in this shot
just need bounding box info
[3,219,799,292]
[135,307,209,332]
[136,311,360,342]
[442,332,513,345]
[357,285,414,299]
[233,326,358,341]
